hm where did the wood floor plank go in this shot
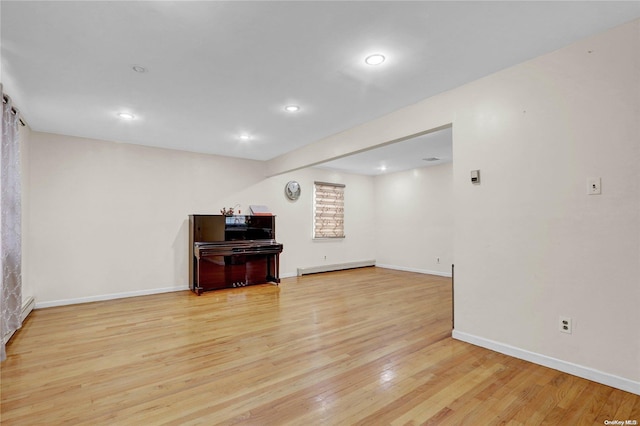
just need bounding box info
[1,267,638,425]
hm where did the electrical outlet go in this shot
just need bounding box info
[559,316,572,334]
[587,177,601,195]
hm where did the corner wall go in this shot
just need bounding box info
[374,163,453,276]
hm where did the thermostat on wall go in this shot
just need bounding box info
[471,170,480,184]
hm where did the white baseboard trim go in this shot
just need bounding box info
[280,272,298,279]
[452,330,640,396]
[35,285,189,309]
[297,260,376,276]
[376,263,452,278]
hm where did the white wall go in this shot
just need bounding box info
[26,132,375,305]
[266,20,640,388]
[451,20,639,386]
[270,167,376,273]
[374,163,453,276]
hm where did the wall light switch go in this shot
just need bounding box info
[471,170,480,184]
[587,177,601,195]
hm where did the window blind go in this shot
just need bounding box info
[313,181,345,238]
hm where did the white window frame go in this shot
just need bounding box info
[313,181,345,239]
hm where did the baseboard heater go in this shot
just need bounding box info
[2,296,35,345]
[297,260,376,276]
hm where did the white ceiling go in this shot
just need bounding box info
[2,1,639,174]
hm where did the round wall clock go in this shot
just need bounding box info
[284,180,301,201]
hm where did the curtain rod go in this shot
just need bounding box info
[2,94,27,127]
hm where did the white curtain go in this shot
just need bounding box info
[1,87,22,362]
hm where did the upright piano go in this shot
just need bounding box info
[189,215,283,295]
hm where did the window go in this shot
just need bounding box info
[313,181,345,238]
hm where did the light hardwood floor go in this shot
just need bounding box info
[1,267,638,425]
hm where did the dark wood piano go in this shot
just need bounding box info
[189,215,283,295]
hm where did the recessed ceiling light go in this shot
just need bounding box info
[365,54,386,66]
[378,165,387,171]
[239,134,251,141]
[117,112,135,120]
[132,65,147,73]
[284,105,300,113]
[423,157,440,162]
